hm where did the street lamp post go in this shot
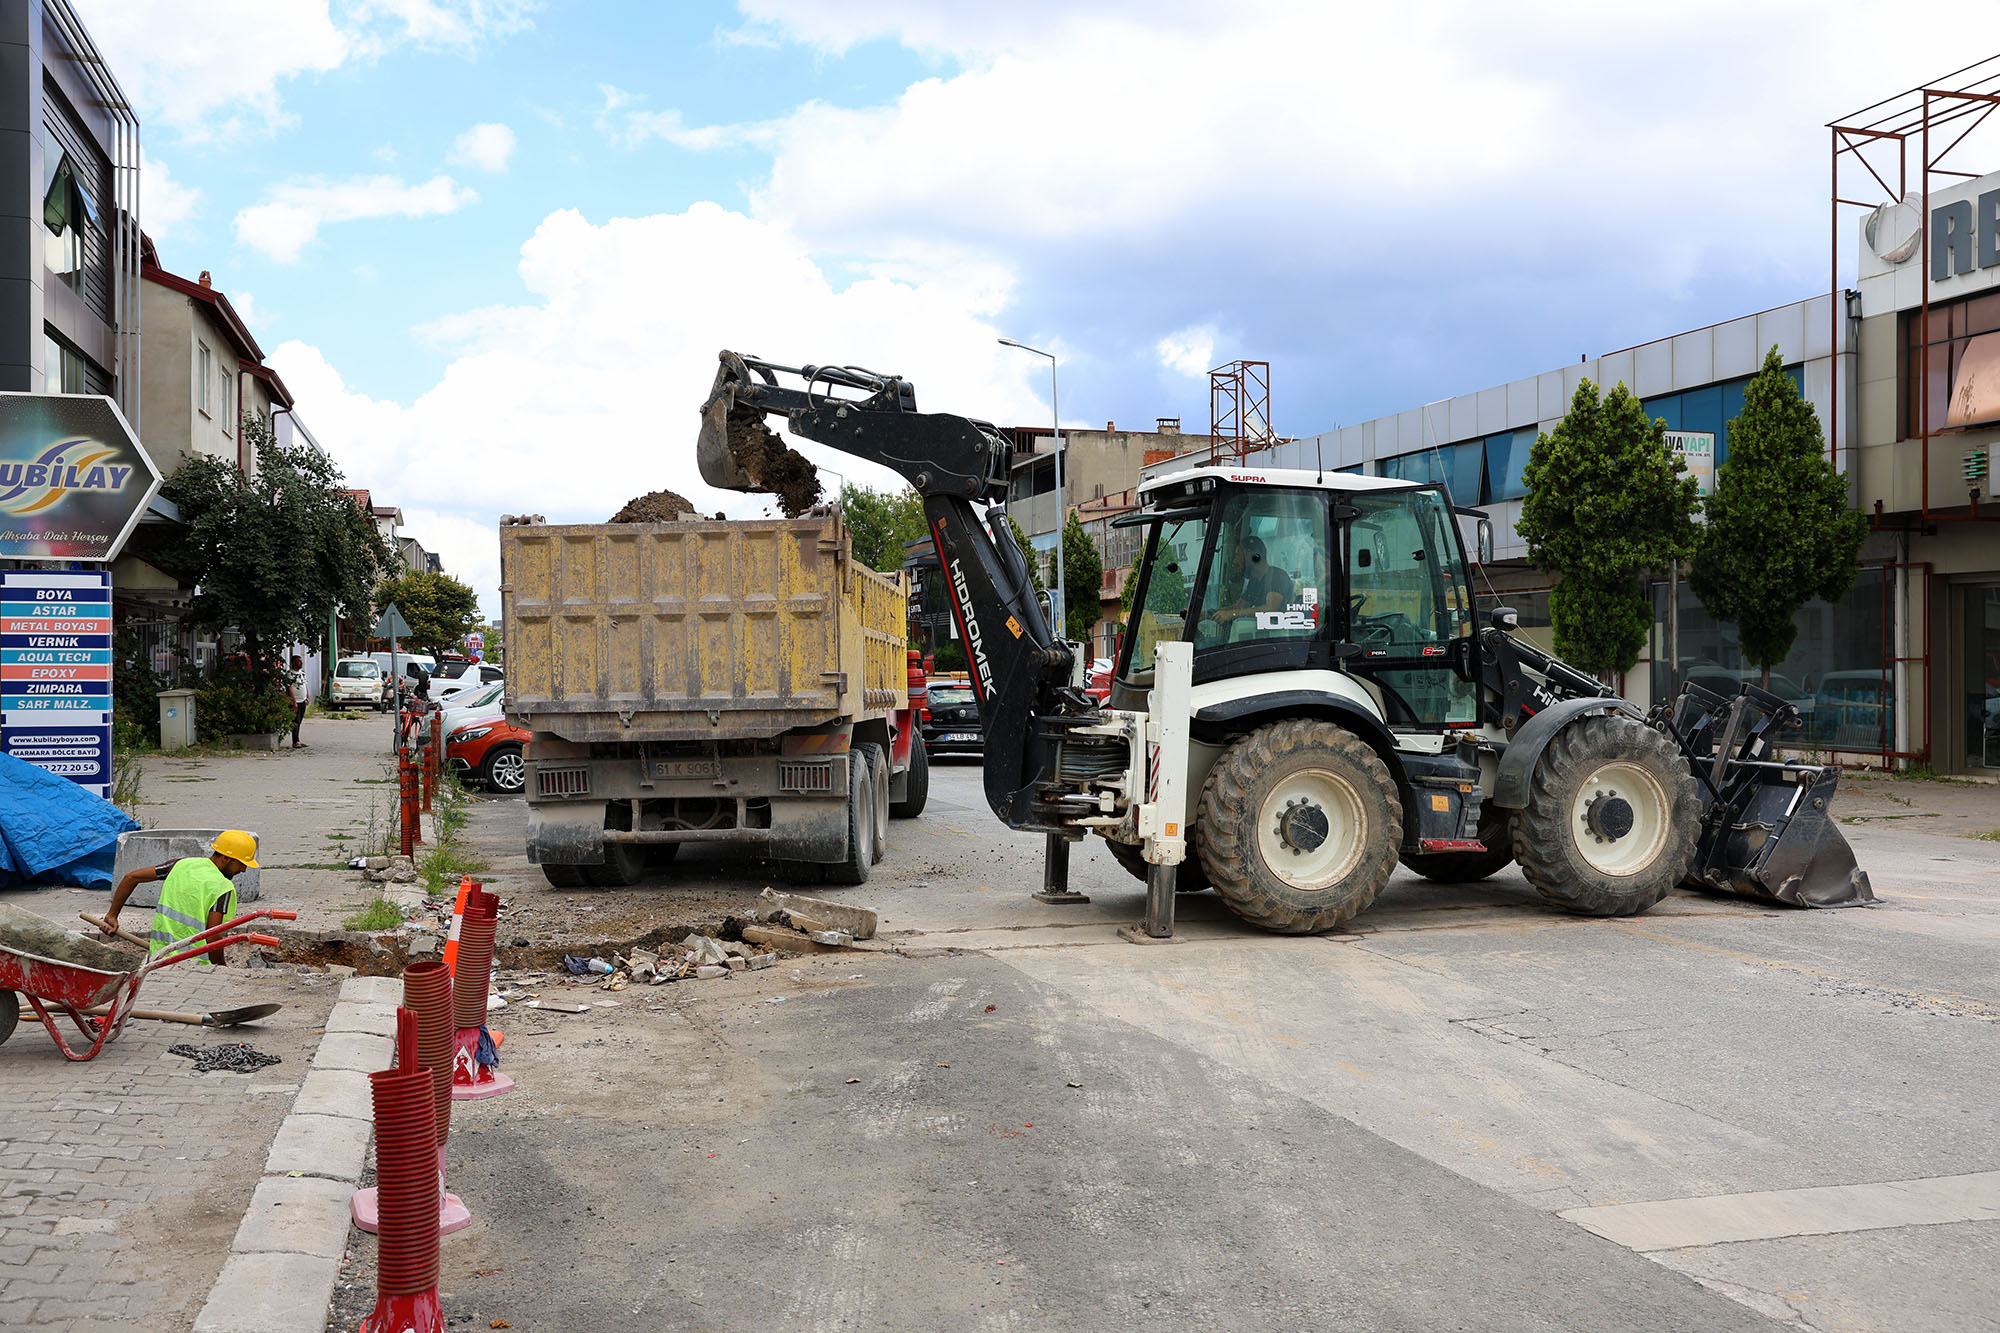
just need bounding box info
[998,337,1065,641]
[999,336,1089,907]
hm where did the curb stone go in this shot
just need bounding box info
[192,976,381,1333]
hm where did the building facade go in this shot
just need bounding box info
[138,238,293,477]
[1162,188,2000,773]
[1,0,138,413]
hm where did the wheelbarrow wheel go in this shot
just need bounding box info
[0,990,18,1047]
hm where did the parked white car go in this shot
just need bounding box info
[330,657,384,710]
[435,666,504,703]
[438,680,506,730]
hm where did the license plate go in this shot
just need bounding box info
[946,733,978,742]
[652,760,720,780]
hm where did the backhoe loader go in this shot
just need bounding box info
[696,350,1873,938]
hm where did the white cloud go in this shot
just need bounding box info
[1156,325,1216,379]
[595,86,774,152]
[233,175,480,264]
[448,122,517,172]
[79,0,532,140]
[230,290,273,333]
[271,204,1054,618]
[138,154,201,243]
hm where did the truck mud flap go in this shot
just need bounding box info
[527,801,607,865]
[1688,765,1875,908]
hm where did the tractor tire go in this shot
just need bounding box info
[889,734,929,818]
[540,862,589,889]
[1104,836,1212,892]
[1511,714,1698,917]
[856,742,889,863]
[1399,808,1515,883]
[1195,719,1400,934]
[823,757,875,886]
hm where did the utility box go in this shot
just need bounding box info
[157,689,196,751]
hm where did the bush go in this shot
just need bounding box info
[195,658,292,740]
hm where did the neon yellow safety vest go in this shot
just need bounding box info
[150,858,237,965]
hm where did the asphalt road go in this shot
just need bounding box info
[426,758,2000,1332]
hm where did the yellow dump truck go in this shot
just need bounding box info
[499,513,928,887]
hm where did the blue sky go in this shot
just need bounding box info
[81,1,2000,616]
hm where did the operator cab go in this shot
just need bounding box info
[1112,466,1480,728]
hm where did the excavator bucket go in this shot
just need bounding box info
[1660,682,1876,908]
[696,353,758,492]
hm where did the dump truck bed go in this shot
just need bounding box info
[501,515,908,744]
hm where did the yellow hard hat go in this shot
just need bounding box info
[211,830,259,869]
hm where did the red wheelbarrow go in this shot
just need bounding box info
[0,906,298,1062]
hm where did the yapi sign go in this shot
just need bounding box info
[0,393,161,562]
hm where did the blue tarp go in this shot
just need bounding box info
[0,753,139,891]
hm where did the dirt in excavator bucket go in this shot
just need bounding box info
[697,393,823,517]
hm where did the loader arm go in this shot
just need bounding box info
[698,350,1084,831]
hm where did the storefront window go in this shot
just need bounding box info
[1649,568,1890,751]
[1483,429,1536,501]
[1904,292,2000,438]
[1962,586,2000,770]
[1381,442,1483,505]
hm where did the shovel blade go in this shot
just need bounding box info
[1695,766,1876,908]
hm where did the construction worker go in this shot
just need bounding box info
[100,831,258,964]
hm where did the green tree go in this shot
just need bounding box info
[1689,348,1868,684]
[160,418,392,687]
[375,570,482,659]
[839,482,929,573]
[1061,511,1102,645]
[1517,378,1698,679]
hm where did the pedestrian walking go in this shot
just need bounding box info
[287,654,311,748]
[99,831,258,965]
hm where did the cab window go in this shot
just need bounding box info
[1122,510,1208,684]
[1192,490,1329,652]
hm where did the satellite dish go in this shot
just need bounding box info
[1865,192,1923,266]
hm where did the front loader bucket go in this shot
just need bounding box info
[1689,763,1877,908]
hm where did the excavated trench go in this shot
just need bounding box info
[270,918,751,978]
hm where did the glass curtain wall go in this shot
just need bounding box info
[1650,567,1890,751]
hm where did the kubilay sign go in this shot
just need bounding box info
[0,392,161,562]
[1,570,114,797]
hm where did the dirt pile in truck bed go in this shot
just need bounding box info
[610,489,699,524]
[723,406,823,517]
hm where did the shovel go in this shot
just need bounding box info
[81,1001,283,1028]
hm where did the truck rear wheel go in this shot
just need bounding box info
[889,734,929,818]
[1399,809,1515,883]
[856,742,888,863]
[583,806,646,887]
[541,863,589,888]
[1196,720,1400,934]
[823,757,874,886]
[1511,714,1698,916]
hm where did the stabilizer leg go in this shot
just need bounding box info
[1034,832,1090,905]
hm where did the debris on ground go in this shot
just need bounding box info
[609,489,698,524]
[756,888,876,940]
[168,1042,283,1074]
[741,923,847,954]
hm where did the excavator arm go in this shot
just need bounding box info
[697,350,1087,832]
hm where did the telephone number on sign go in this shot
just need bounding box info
[30,761,100,775]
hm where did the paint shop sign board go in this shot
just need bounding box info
[1667,431,1716,497]
[2,570,113,797]
[0,391,162,562]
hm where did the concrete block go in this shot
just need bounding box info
[338,976,403,1006]
[741,924,844,954]
[308,1030,393,1073]
[747,953,776,971]
[289,1069,372,1120]
[113,829,262,906]
[264,1115,372,1182]
[725,957,748,971]
[696,965,727,979]
[323,1002,396,1036]
[193,1251,340,1333]
[229,1176,352,1259]
[759,888,877,939]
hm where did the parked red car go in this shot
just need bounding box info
[445,713,528,793]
